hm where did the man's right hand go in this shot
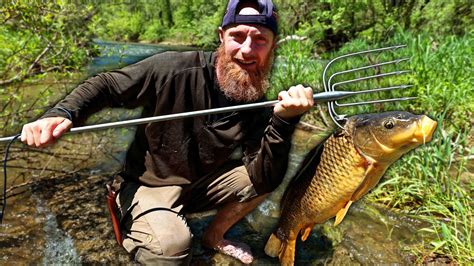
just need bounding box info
[21,117,72,148]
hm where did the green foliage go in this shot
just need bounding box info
[272,29,473,131]
[87,1,473,50]
[92,1,174,43]
[274,0,473,51]
[0,1,96,85]
[0,1,97,134]
[411,1,473,36]
[92,0,226,47]
[269,39,323,99]
[170,0,225,48]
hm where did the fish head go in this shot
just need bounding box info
[346,111,437,163]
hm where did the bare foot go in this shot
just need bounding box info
[207,239,254,264]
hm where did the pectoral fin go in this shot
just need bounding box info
[334,200,353,226]
[300,223,315,242]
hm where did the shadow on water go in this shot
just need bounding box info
[1,41,429,264]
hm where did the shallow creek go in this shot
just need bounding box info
[0,42,428,264]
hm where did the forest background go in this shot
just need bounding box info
[0,0,473,264]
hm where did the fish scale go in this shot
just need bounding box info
[279,133,367,239]
[324,134,366,199]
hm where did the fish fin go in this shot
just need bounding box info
[351,162,388,202]
[334,200,353,226]
[279,239,297,266]
[300,223,315,242]
[264,233,282,258]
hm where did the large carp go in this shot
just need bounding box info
[264,111,437,265]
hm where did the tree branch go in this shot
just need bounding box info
[0,42,52,86]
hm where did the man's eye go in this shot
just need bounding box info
[231,33,244,42]
[255,37,267,45]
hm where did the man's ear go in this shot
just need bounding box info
[273,36,279,49]
[218,27,225,43]
[272,36,278,50]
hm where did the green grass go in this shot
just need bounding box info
[270,29,473,263]
[368,122,472,263]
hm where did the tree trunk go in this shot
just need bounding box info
[163,0,174,27]
[403,0,416,30]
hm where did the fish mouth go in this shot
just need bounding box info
[414,115,437,144]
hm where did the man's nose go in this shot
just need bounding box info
[239,37,254,56]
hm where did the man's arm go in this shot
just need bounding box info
[243,84,314,194]
[20,53,164,147]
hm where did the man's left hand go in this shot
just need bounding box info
[273,84,314,120]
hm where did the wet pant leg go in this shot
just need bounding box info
[179,164,259,213]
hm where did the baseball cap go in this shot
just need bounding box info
[221,0,278,35]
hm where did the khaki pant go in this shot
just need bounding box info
[116,164,258,265]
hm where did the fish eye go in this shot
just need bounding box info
[384,120,395,129]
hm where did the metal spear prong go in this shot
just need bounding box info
[322,44,415,129]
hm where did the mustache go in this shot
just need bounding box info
[233,56,257,63]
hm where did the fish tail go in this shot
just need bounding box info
[264,233,282,258]
[279,239,296,265]
[265,233,297,265]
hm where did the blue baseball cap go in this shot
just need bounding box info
[221,0,278,35]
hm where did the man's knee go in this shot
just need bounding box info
[134,247,192,265]
[123,211,192,256]
[116,184,192,259]
[220,165,259,202]
[122,211,192,264]
[120,199,193,262]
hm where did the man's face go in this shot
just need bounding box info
[219,24,275,72]
[216,24,276,102]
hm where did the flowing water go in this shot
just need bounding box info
[0,42,428,264]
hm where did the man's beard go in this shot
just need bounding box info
[215,44,273,103]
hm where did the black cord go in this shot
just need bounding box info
[1,134,21,224]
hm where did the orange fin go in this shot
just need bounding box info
[300,224,315,242]
[265,232,298,265]
[264,233,282,258]
[279,239,296,266]
[334,200,353,226]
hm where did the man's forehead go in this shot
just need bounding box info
[225,24,273,36]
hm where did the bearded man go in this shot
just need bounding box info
[20,0,314,264]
